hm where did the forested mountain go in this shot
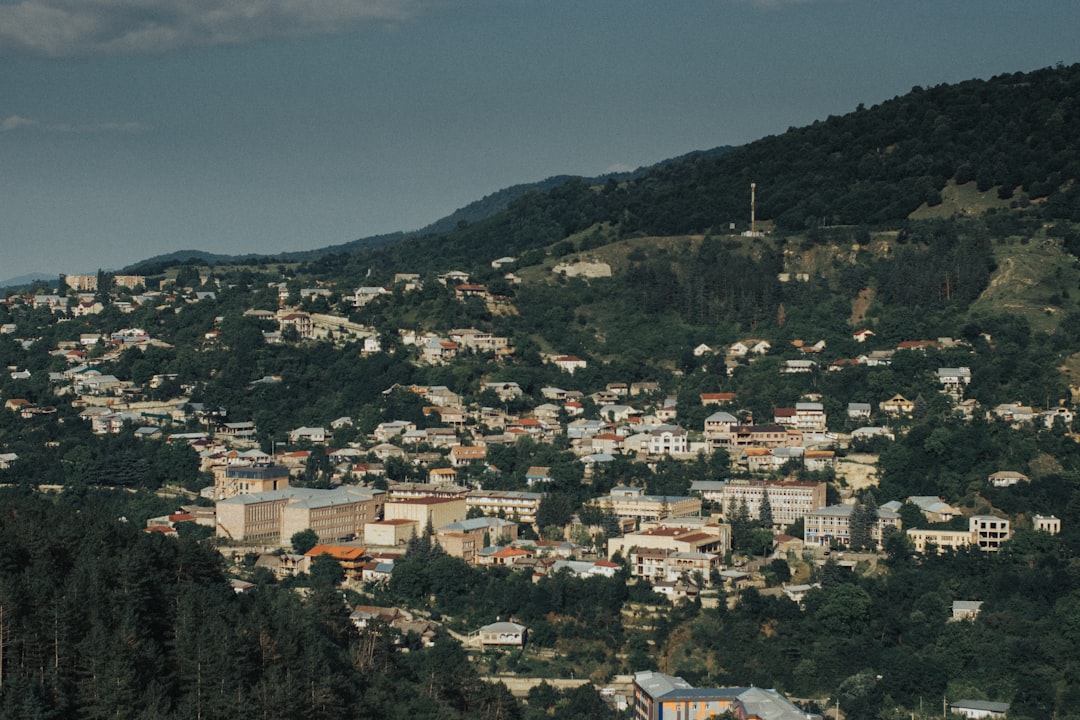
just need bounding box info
[324,63,1080,276]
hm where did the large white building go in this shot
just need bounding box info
[803,504,901,548]
[691,479,827,529]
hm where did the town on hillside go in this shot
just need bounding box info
[0,260,1071,720]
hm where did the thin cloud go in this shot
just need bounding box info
[0,0,419,58]
[1,114,148,133]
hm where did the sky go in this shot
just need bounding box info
[2,0,1079,282]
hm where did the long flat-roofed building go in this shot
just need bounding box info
[607,521,730,560]
[465,490,543,524]
[633,671,816,720]
[692,479,826,529]
[587,486,701,522]
[803,504,901,548]
[216,486,385,544]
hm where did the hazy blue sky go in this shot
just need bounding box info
[2,0,1078,280]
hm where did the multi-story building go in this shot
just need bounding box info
[692,480,827,529]
[216,486,385,544]
[906,528,978,554]
[632,671,816,720]
[970,515,1011,551]
[703,411,739,449]
[647,426,689,456]
[383,497,466,531]
[587,486,702,522]
[630,548,722,585]
[436,517,519,564]
[215,464,291,501]
[607,521,730,560]
[1034,514,1061,535]
[65,274,98,292]
[465,490,543,525]
[803,503,901,548]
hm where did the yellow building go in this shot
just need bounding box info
[383,497,466,530]
[587,486,702,522]
[906,528,977,554]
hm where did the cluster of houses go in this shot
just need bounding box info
[0,275,1069,617]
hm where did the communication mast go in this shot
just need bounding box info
[742,182,763,238]
[751,182,756,236]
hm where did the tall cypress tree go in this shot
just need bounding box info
[759,486,774,529]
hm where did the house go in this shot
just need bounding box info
[1042,405,1074,429]
[903,496,962,523]
[879,394,915,416]
[847,402,872,420]
[948,701,1009,720]
[630,548,722,585]
[952,601,984,621]
[937,367,972,394]
[448,445,487,466]
[478,621,526,649]
[992,402,1035,424]
[524,466,553,487]
[552,355,587,374]
[647,426,689,456]
[1034,514,1061,534]
[427,467,458,485]
[852,329,875,343]
[781,359,817,374]
[988,470,1028,487]
[437,517,519,564]
[305,544,368,580]
[287,426,327,445]
[700,392,737,406]
[349,605,401,629]
[364,519,418,546]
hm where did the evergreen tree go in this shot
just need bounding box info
[759,487,774,529]
[729,496,752,551]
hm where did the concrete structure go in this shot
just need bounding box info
[803,504,901,548]
[465,490,543,525]
[364,518,418,546]
[632,671,815,720]
[906,528,977,554]
[479,621,527,649]
[587,486,702,522]
[383,497,466,531]
[970,515,1011,551]
[949,700,1009,719]
[215,464,290,501]
[216,486,385,544]
[607,522,730,560]
[1034,514,1061,535]
[693,480,826,529]
[630,548,722,585]
[437,517,519,564]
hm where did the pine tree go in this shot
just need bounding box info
[729,496,752,551]
[759,486,774,529]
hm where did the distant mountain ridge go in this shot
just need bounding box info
[115,147,733,275]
